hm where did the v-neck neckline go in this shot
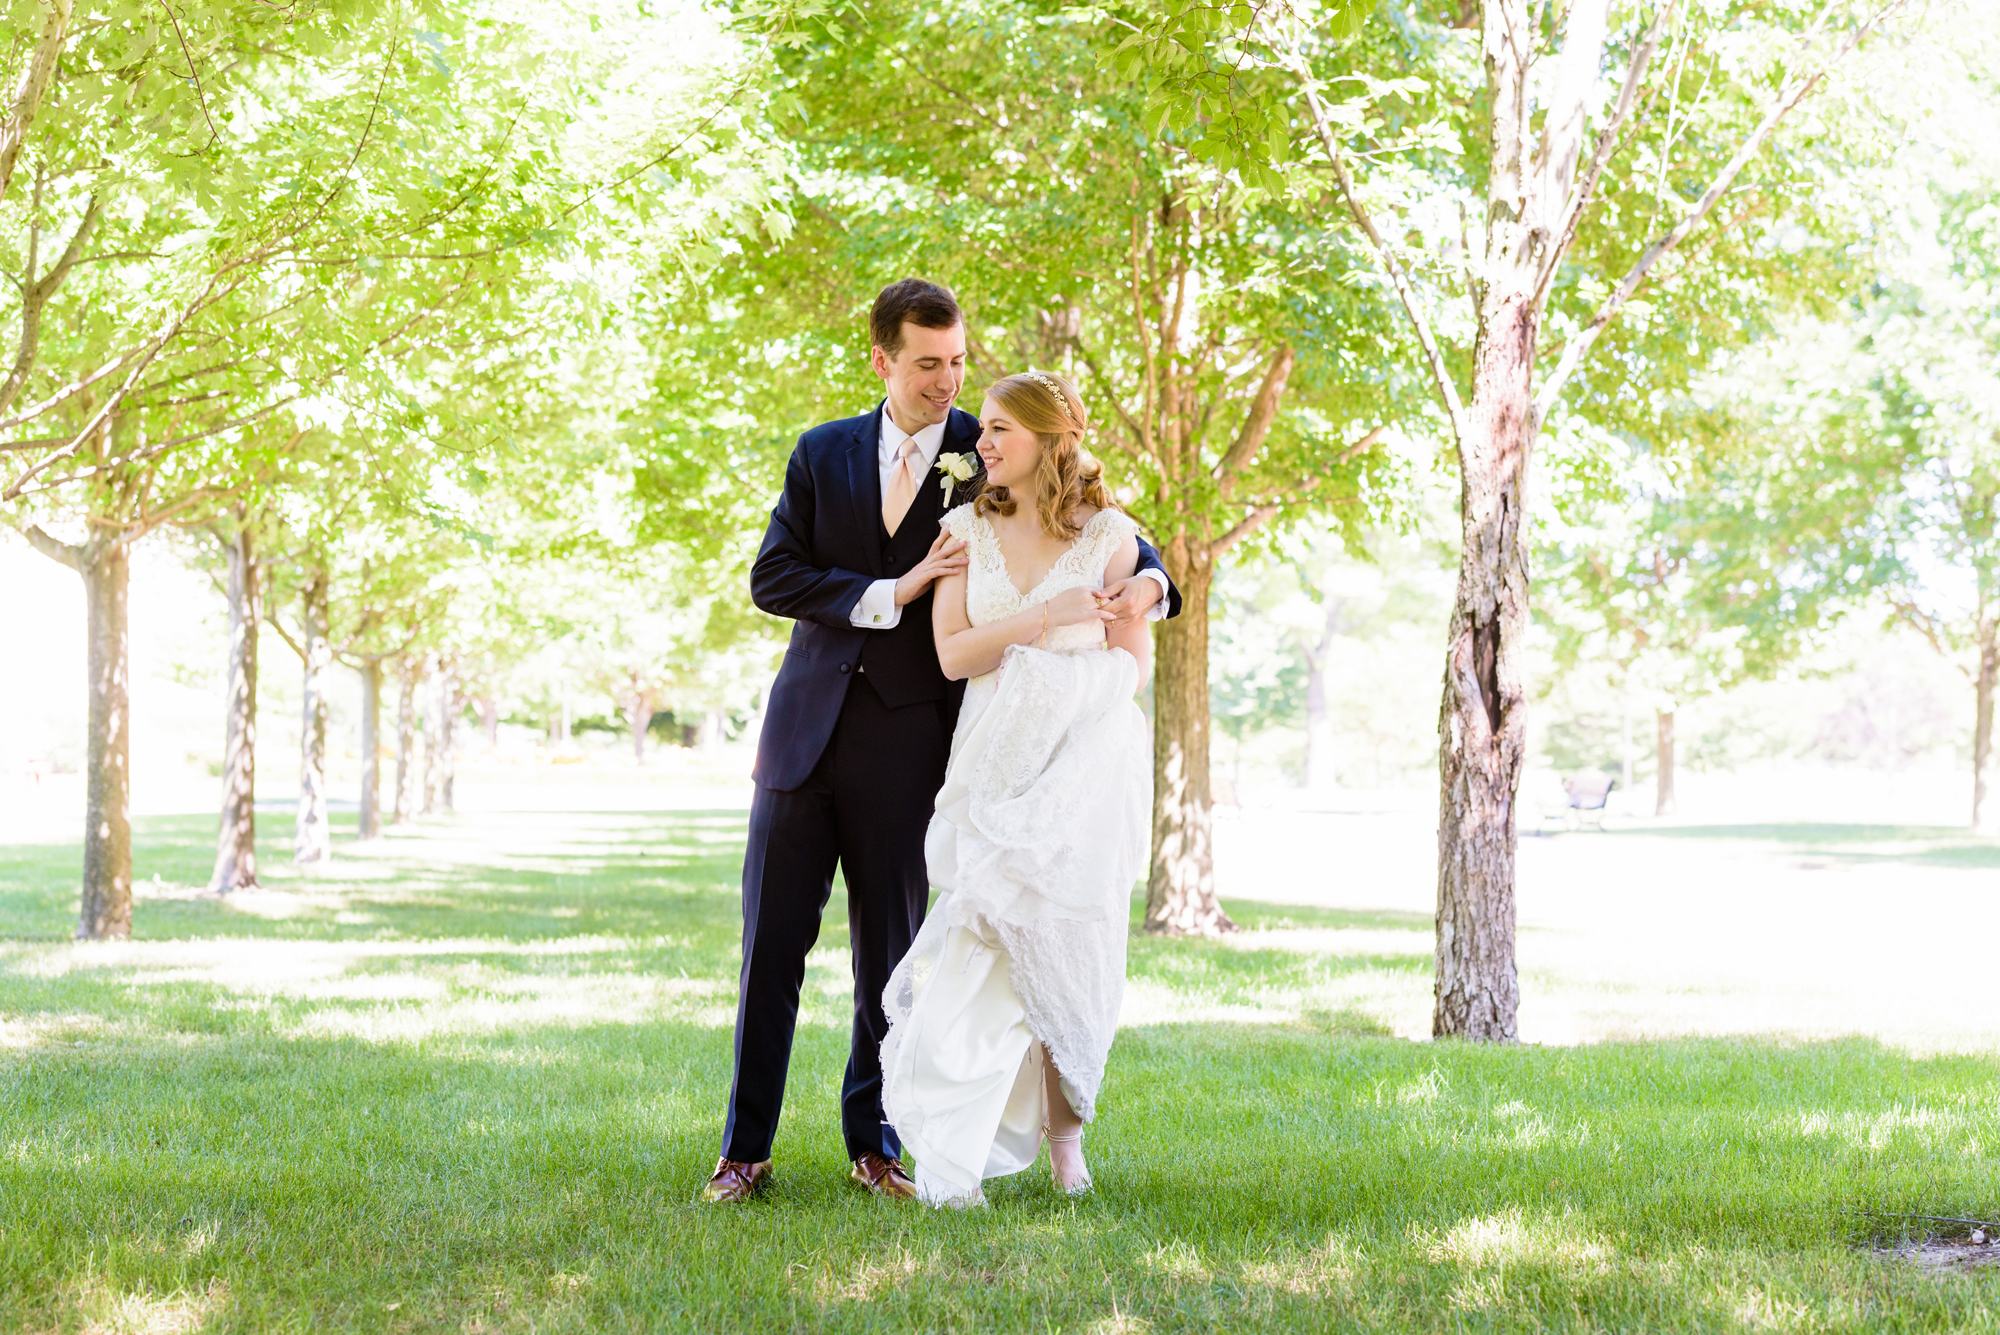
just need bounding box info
[993,512,1098,602]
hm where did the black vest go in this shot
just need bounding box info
[855,457,951,703]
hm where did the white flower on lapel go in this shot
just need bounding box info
[935,451,977,485]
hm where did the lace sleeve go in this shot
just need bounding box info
[1095,509,1139,546]
[1086,509,1141,576]
[942,502,981,545]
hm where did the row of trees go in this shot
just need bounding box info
[1,0,795,936]
[8,0,1990,1065]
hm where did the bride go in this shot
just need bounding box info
[880,368,1152,1206]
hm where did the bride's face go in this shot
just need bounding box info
[977,396,1041,491]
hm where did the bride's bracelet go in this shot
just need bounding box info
[1037,604,1048,650]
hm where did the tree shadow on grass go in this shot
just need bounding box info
[0,810,760,944]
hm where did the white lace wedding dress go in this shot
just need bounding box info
[880,504,1152,1205]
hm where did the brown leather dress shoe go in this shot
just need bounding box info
[700,1157,772,1203]
[850,1152,918,1200]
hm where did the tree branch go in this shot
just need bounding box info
[1888,595,1965,677]
[2,278,226,500]
[0,0,72,203]
[0,192,103,417]
[1214,345,1295,497]
[20,521,80,570]
[961,330,1009,382]
[1534,0,1908,423]
[1287,49,1468,446]
[1131,215,1160,462]
[1067,334,1151,458]
[264,607,307,663]
[12,401,301,498]
[1534,0,1680,308]
[1211,505,1281,558]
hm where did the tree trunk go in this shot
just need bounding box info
[1432,288,1534,1043]
[1428,0,1557,1042]
[79,537,133,938]
[1144,540,1233,935]
[1973,637,1996,836]
[702,705,727,753]
[393,660,419,825]
[358,658,383,841]
[425,665,456,815]
[295,572,332,865]
[24,524,133,937]
[1303,598,1341,790]
[1620,698,1634,796]
[1654,706,1677,817]
[209,524,260,892]
[626,686,655,764]
[479,695,499,748]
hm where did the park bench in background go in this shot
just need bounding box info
[1562,773,1616,830]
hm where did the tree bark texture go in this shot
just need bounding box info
[359,658,383,841]
[1654,707,1677,817]
[479,696,499,748]
[393,661,419,824]
[1973,637,1997,836]
[1429,0,1596,1042]
[1433,291,1533,1042]
[1144,541,1234,935]
[295,573,332,865]
[24,524,133,937]
[209,525,260,892]
[79,538,133,938]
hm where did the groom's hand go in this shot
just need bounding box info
[895,528,969,606]
[1091,575,1163,628]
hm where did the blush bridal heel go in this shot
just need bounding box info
[1046,1127,1092,1197]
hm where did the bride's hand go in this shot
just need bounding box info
[1042,586,1116,630]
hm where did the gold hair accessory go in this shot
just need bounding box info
[1023,370,1075,423]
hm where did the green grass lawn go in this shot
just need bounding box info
[3,810,1999,1332]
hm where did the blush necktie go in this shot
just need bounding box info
[882,437,920,537]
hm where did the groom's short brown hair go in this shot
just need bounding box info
[870,278,962,357]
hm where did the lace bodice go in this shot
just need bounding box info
[942,504,1140,655]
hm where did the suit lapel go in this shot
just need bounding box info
[937,410,984,513]
[848,406,884,577]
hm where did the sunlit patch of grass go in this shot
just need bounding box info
[60,1273,227,1335]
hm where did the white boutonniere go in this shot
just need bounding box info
[935,451,977,484]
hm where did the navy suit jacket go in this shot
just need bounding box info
[750,403,1181,791]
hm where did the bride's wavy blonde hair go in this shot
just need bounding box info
[973,369,1120,540]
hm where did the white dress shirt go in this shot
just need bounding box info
[848,403,1172,630]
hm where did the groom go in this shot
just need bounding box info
[702,278,1182,1203]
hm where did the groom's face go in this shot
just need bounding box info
[871,320,967,433]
